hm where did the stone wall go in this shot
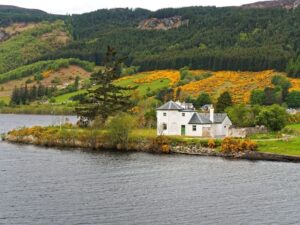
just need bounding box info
[228,126,268,138]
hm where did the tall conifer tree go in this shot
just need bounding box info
[76,46,135,126]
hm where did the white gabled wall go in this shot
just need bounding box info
[157,110,195,136]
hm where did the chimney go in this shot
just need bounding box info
[210,105,214,123]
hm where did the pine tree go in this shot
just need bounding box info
[216,91,233,112]
[76,46,135,126]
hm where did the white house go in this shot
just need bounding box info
[156,101,232,137]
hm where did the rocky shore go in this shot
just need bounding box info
[4,133,300,163]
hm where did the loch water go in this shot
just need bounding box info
[0,114,299,225]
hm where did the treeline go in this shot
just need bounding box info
[287,55,300,78]
[11,84,56,105]
[0,6,62,26]
[133,47,289,72]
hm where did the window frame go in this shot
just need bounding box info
[163,123,167,130]
[192,125,197,131]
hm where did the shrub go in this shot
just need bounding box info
[286,91,300,108]
[208,139,216,149]
[221,138,257,153]
[255,105,289,131]
[107,113,137,145]
[152,135,171,153]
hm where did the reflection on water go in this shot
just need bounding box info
[0,114,299,225]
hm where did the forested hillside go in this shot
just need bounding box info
[32,6,299,73]
[1,5,300,76]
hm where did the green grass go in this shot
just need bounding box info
[54,90,87,104]
[115,73,170,96]
[131,129,157,139]
[257,137,300,156]
[0,96,9,104]
[0,104,75,115]
[286,123,300,131]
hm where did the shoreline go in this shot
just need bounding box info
[4,134,300,163]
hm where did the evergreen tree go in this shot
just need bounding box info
[76,46,135,126]
[216,91,232,112]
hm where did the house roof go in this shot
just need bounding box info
[157,101,184,110]
[188,113,227,124]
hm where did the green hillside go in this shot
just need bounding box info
[0,20,71,74]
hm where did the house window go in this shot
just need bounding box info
[163,113,167,117]
[193,125,197,131]
[182,113,185,117]
[163,124,167,130]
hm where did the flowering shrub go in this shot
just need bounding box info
[221,138,257,153]
[290,78,300,91]
[208,139,216,149]
[153,135,171,153]
[42,70,53,78]
[133,70,180,86]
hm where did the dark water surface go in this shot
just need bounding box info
[0,114,299,225]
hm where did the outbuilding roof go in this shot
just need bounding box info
[157,101,184,110]
[188,113,227,124]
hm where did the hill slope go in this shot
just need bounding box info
[115,70,300,104]
[0,4,300,78]
[42,6,300,72]
[242,0,300,9]
[0,20,71,74]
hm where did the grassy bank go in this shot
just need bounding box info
[255,124,300,156]
[0,104,75,115]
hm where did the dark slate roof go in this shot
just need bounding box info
[157,101,184,110]
[188,113,227,124]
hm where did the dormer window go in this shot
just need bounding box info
[163,113,167,117]
[182,113,185,117]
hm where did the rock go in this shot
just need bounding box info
[138,16,189,31]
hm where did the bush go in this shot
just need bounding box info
[152,135,171,153]
[107,113,137,145]
[0,100,5,108]
[221,138,257,154]
[255,105,289,131]
[286,91,300,108]
[208,139,216,149]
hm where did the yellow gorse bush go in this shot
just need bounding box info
[290,78,300,91]
[133,70,180,86]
